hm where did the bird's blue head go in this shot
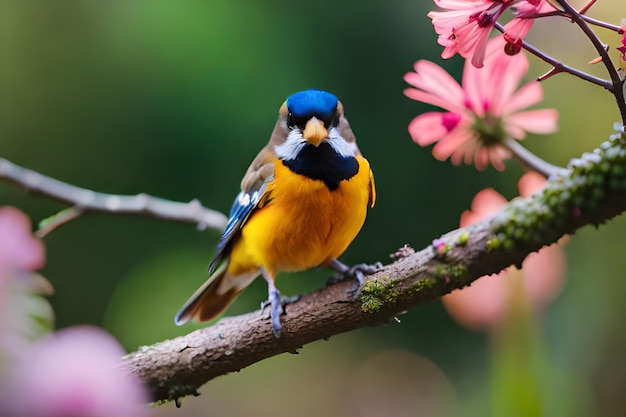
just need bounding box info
[286,90,338,123]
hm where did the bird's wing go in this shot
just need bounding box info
[208,146,276,274]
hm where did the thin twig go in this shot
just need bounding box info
[580,15,622,33]
[0,157,228,234]
[536,66,563,82]
[554,0,626,126]
[528,10,566,19]
[555,0,621,85]
[494,23,612,89]
[35,207,83,238]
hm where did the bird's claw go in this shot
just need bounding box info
[261,292,301,338]
[351,261,383,276]
[327,261,383,299]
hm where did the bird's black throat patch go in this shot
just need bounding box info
[282,142,359,190]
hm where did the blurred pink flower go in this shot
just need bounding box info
[404,37,558,171]
[0,207,52,358]
[428,0,550,67]
[1,326,150,417]
[0,206,45,273]
[442,172,566,330]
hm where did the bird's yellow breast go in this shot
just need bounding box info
[228,156,373,276]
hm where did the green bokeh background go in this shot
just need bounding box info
[1,1,626,416]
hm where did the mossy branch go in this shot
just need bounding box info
[122,129,626,404]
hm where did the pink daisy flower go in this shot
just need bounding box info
[404,37,558,171]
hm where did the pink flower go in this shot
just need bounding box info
[428,0,508,68]
[442,172,567,330]
[404,37,558,171]
[503,1,555,54]
[0,210,148,416]
[0,206,44,273]
[0,326,150,417]
[0,207,52,357]
[428,0,550,68]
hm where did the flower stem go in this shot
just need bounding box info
[503,137,568,178]
[580,15,622,33]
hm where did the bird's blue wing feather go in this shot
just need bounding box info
[208,185,268,274]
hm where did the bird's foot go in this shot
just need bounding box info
[260,292,301,338]
[327,260,383,299]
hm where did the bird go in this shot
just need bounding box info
[175,89,377,338]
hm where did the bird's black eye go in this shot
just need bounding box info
[331,113,340,128]
[287,113,307,130]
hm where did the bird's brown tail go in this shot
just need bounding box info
[175,263,259,325]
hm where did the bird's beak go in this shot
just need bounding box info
[302,117,328,146]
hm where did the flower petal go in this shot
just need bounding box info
[502,80,544,114]
[488,145,511,171]
[408,112,455,146]
[404,60,465,109]
[0,207,45,272]
[404,88,464,113]
[518,171,547,197]
[504,16,534,44]
[488,50,529,115]
[506,109,559,136]
[445,135,480,167]
[522,244,566,310]
[429,0,504,66]
[442,270,509,330]
[432,128,475,162]
[1,326,150,417]
[433,0,489,10]
[461,61,484,116]
[462,187,507,227]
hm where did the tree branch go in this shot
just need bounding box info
[122,129,626,405]
[0,157,228,233]
[493,22,612,89]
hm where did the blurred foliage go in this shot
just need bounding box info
[1,1,626,416]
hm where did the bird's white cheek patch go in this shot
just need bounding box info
[327,129,358,157]
[274,130,307,160]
